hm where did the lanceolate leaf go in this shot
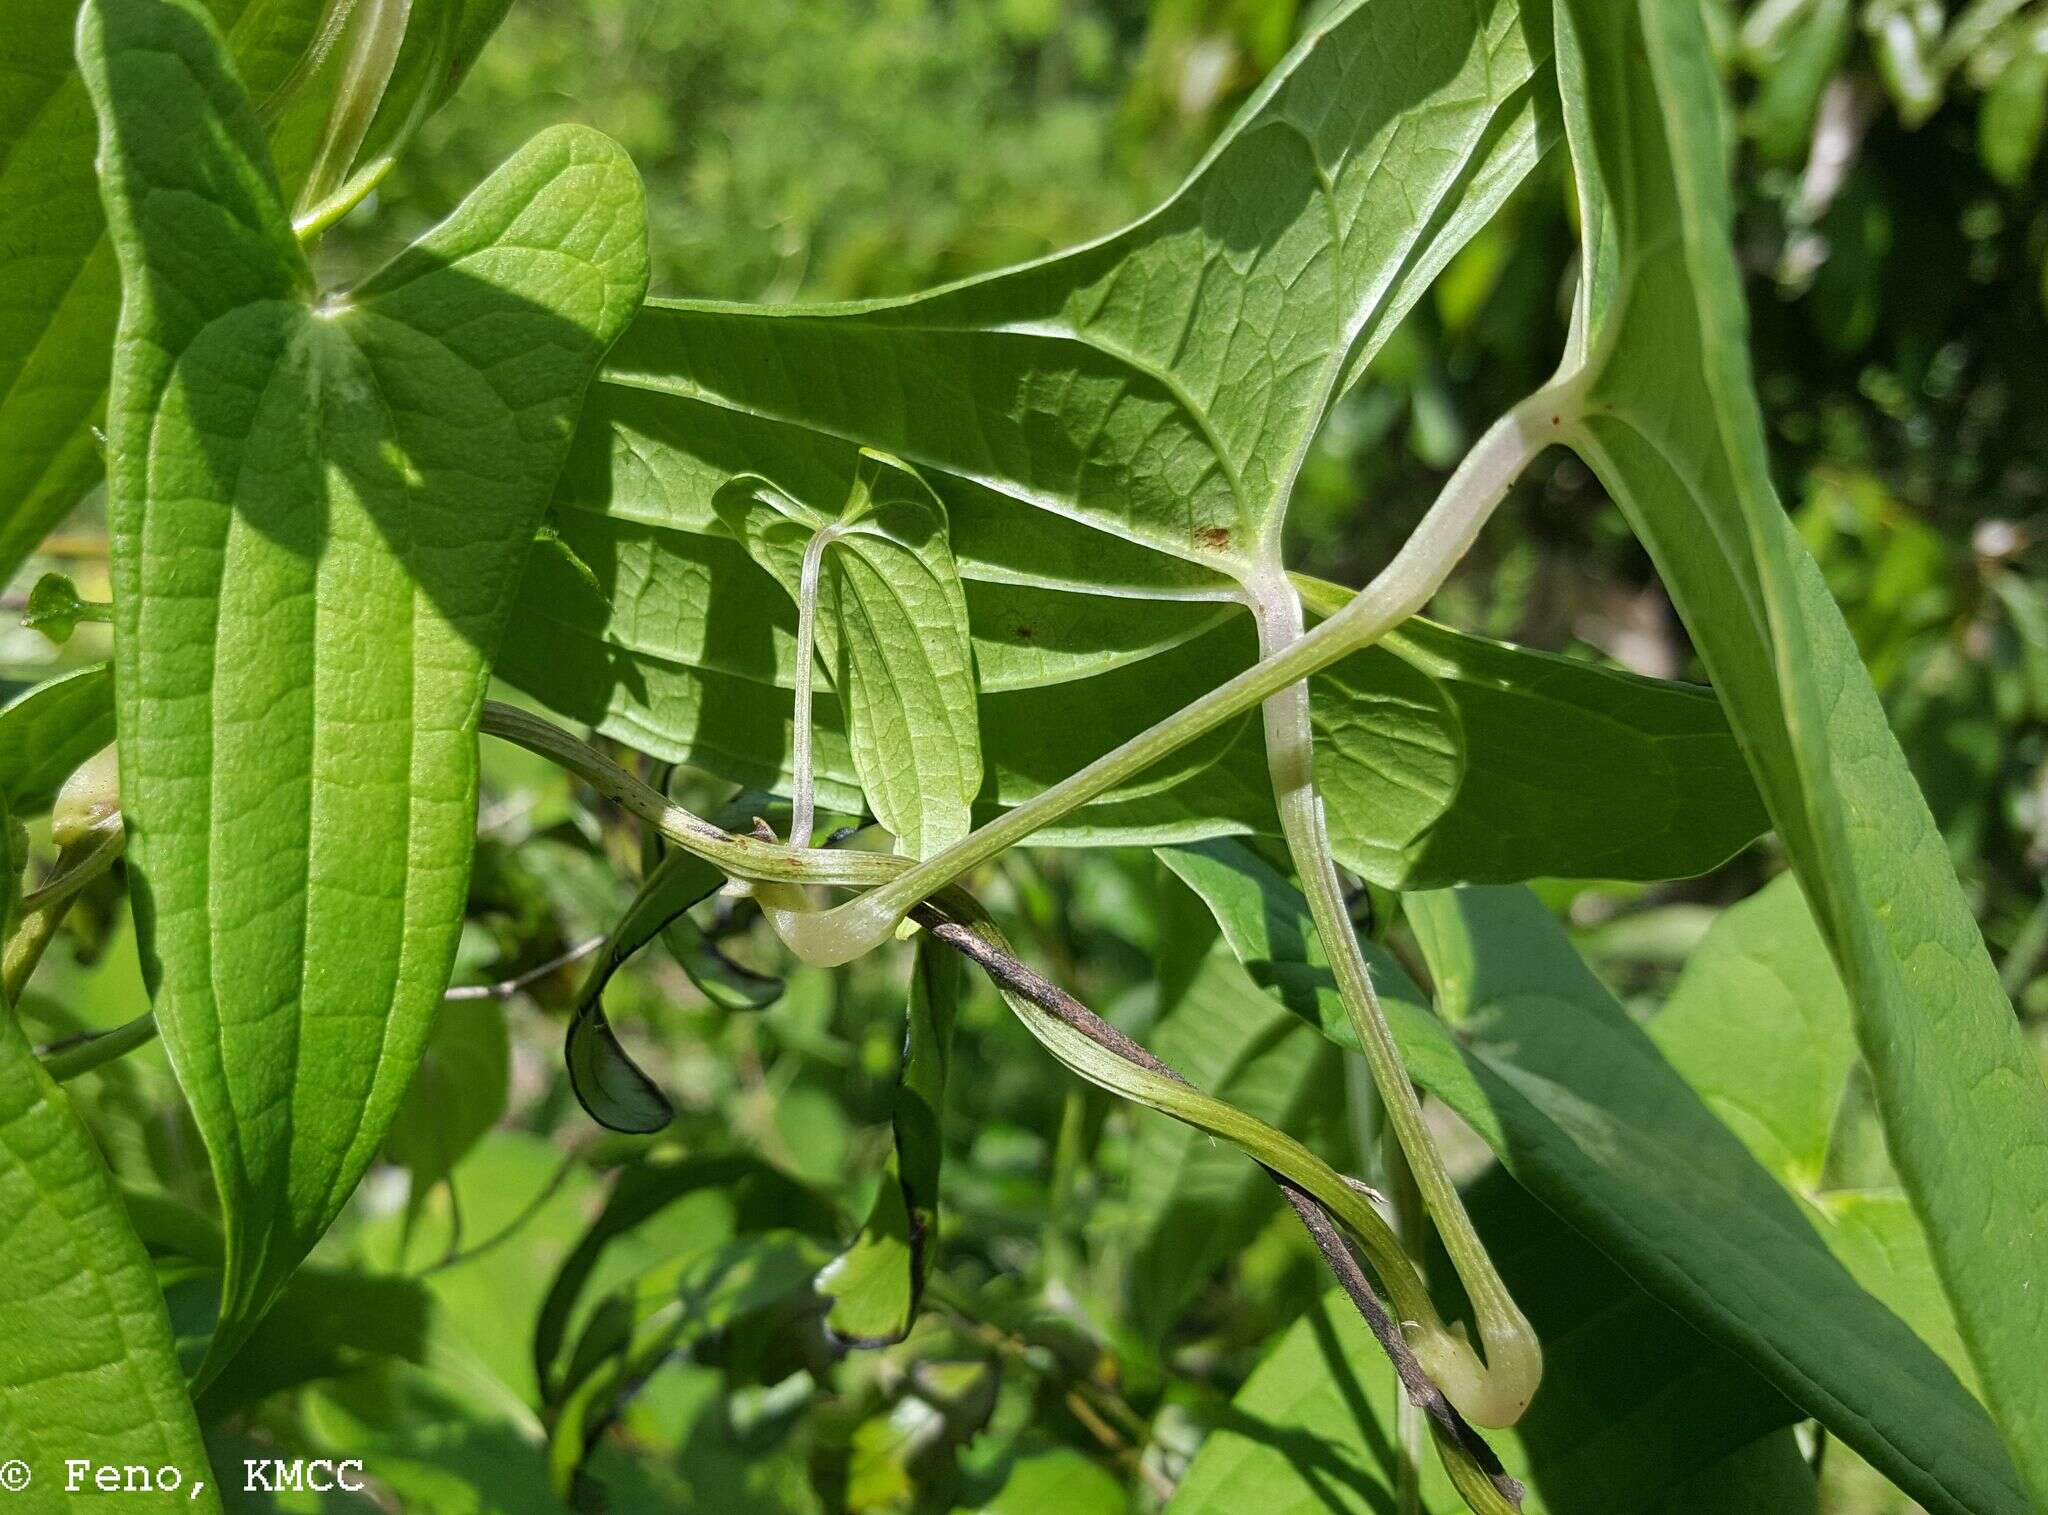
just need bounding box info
[0,663,115,815]
[1551,0,2048,1491]
[818,935,959,1346]
[82,0,646,1378]
[1162,841,2026,1515]
[1651,876,1975,1390]
[714,451,982,857]
[0,795,221,1512]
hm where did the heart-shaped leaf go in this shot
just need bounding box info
[82,0,646,1375]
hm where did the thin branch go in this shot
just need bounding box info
[442,936,604,1001]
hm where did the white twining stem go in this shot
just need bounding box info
[757,525,848,953]
[764,383,1580,971]
[788,524,843,848]
[1242,387,1574,1428]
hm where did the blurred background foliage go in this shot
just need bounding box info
[4,0,2044,1510]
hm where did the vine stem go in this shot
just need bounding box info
[762,384,1579,968]
[787,523,844,847]
[478,709,1524,1445]
[291,0,452,243]
[1238,389,1567,1428]
[915,895,1521,1508]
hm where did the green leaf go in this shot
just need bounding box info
[658,906,782,1012]
[0,0,345,589]
[532,1150,837,1405]
[1162,841,2026,1515]
[1552,0,2048,1493]
[0,663,115,815]
[81,0,647,1377]
[385,1000,510,1199]
[1168,1168,1807,1514]
[363,1131,606,1409]
[1346,616,1768,886]
[0,814,222,1512]
[503,528,1765,885]
[548,1230,827,1505]
[491,0,1766,891]
[818,935,959,1346]
[714,451,982,857]
[957,1448,1126,1515]
[565,847,726,1134]
[1650,875,1975,1389]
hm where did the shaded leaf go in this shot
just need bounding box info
[548,1230,827,1505]
[1169,1167,1806,1514]
[1651,875,1973,1387]
[714,451,982,857]
[386,999,511,1198]
[1122,891,1342,1342]
[0,663,115,816]
[819,935,959,1346]
[565,847,727,1134]
[533,1150,837,1405]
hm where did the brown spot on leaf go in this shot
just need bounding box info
[1197,526,1232,552]
[1013,626,1034,639]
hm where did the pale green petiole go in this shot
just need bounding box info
[291,0,451,242]
[786,523,844,848]
[1240,392,1564,1430]
[763,384,1578,972]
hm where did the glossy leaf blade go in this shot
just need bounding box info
[82,0,646,1375]
[1553,0,2048,1489]
[0,664,115,815]
[0,0,345,587]
[1162,841,2026,1515]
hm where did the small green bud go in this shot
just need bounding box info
[52,744,121,848]
[22,572,112,645]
